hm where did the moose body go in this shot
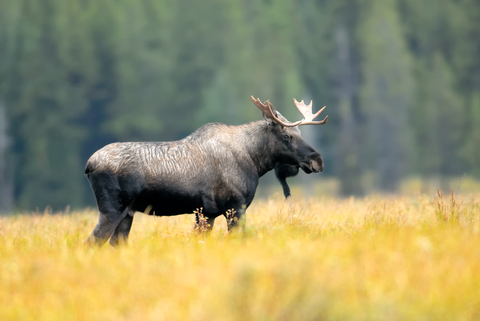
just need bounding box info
[85,97,327,246]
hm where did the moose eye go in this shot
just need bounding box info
[283,134,291,141]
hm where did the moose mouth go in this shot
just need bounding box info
[300,159,323,174]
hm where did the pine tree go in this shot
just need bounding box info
[359,0,415,192]
[333,23,364,196]
[0,102,12,214]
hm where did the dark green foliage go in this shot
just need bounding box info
[0,0,479,210]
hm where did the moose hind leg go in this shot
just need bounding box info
[109,211,134,246]
[85,208,128,247]
[226,205,247,232]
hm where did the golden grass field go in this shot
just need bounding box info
[1,190,480,320]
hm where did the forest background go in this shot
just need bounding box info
[0,0,479,212]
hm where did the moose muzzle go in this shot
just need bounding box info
[300,154,324,174]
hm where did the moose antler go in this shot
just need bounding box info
[293,98,328,125]
[250,96,301,127]
[250,96,327,127]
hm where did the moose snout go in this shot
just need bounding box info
[310,158,324,173]
[300,153,324,173]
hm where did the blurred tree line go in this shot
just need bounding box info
[0,0,479,211]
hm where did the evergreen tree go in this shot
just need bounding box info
[427,55,465,176]
[461,93,480,177]
[359,0,415,192]
[0,0,479,209]
[400,0,473,180]
[332,22,364,196]
[0,102,12,214]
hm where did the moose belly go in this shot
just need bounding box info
[131,188,205,216]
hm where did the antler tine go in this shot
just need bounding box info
[293,98,328,125]
[250,96,270,114]
[250,96,301,127]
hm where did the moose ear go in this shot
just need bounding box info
[249,96,286,130]
[268,103,279,117]
[265,110,291,132]
[262,111,275,123]
[262,111,285,130]
[262,104,281,125]
[261,104,278,122]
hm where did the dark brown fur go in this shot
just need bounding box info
[85,107,324,246]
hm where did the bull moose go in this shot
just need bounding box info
[85,96,327,246]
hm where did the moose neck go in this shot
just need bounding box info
[240,121,280,177]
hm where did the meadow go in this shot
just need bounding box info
[1,190,479,320]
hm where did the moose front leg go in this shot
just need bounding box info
[225,205,247,232]
[194,196,221,233]
[194,213,216,233]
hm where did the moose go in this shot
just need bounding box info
[85,96,327,246]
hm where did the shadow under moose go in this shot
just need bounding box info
[84,96,327,246]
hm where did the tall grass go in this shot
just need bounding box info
[1,192,479,320]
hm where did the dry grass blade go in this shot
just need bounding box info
[1,193,480,320]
